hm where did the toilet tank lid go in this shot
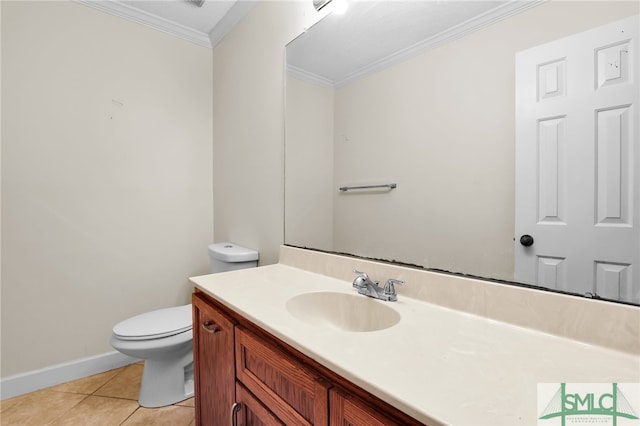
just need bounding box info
[208,242,259,262]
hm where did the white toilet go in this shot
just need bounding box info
[110,242,258,408]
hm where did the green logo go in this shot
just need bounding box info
[539,383,639,425]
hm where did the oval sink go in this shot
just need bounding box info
[286,291,400,332]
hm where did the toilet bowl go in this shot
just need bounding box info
[110,304,194,408]
[110,242,259,408]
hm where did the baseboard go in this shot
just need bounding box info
[0,351,140,400]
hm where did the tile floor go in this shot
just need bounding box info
[0,363,195,426]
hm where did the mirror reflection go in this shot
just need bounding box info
[285,0,639,304]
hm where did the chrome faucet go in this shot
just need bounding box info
[352,270,404,302]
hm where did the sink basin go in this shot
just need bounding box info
[286,291,400,332]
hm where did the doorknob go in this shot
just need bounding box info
[520,234,534,247]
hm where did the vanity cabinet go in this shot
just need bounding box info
[235,327,330,425]
[193,291,425,426]
[192,293,237,426]
[330,388,405,426]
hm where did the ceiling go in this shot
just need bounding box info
[81,0,540,54]
[287,0,541,87]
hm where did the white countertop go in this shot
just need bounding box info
[191,264,640,426]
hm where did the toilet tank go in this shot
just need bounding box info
[208,242,259,273]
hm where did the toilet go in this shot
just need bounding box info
[110,242,258,408]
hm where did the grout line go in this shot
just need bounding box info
[119,405,141,426]
[90,394,141,402]
[91,364,140,399]
[45,394,90,426]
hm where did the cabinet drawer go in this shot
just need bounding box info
[330,388,411,426]
[235,327,330,426]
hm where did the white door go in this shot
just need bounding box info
[515,15,639,304]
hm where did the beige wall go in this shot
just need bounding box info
[285,75,334,251]
[1,1,213,377]
[211,0,323,265]
[286,1,638,282]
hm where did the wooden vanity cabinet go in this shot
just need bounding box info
[193,291,425,426]
[330,388,407,426]
[192,293,236,426]
[235,327,330,425]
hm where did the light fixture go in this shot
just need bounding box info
[188,0,205,7]
[313,0,348,15]
[313,0,331,11]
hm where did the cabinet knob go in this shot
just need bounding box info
[202,320,219,334]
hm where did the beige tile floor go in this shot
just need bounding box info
[0,363,195,426]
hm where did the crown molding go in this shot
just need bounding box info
[287,64,335,89]
[75,0,212,48]
[322,0,543,88]
[209,0,256,47]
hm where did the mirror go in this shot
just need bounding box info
[285,0,639,305]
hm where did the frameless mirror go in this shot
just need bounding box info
[284,0,639,305]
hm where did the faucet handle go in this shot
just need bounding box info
[353,269,369,280]
[383,278,404,296]
[352,270,369,288]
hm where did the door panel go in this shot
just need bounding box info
[596,105,632,225]
[537,116,565,223]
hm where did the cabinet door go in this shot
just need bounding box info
[330,388,411,426]
[235,382,285,426]
[193,294,236,426]
[235,327,330,426]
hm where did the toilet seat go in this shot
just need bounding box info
[113,304,192,341]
